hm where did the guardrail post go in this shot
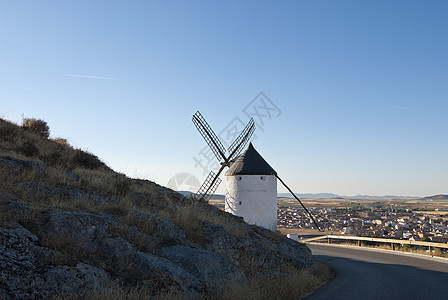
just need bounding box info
[391,243,395,251]
[328,237,331,244]
[358,240,361,247]
[429,246,432,256]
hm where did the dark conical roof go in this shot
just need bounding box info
[225,143,277,176]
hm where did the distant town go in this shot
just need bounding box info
[207,194,448,243]
[278,198,448,243]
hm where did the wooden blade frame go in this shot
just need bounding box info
[192,111,227,163]
[227,118,255,161]
[194,167,224,201]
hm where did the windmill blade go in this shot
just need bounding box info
[192,111,227,163]
[227,118,255,161]
[194,165,226,201]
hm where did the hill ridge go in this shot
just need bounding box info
[0,117,328,299]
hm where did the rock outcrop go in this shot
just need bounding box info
[0,225,111,298]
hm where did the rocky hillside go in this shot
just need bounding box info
[0,118,328,299]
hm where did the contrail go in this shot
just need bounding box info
[65,73,117,80]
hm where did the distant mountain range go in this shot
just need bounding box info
[422,194,448,200]
[177,191,443,200]
[177,191,195,197]
[277,193,430,199]
[277,193,342,199]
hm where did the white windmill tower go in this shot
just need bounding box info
[225,143,278,230]
[192,111,321,231]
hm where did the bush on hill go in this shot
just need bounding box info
[22,117,50,138]
[0,118,111,172]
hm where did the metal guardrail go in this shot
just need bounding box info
[302,235,448,254]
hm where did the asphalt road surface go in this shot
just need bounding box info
[305,244,448,300]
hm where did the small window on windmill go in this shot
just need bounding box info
[260,176,265,180]
[239,201,242,205]
[238,176,242,181]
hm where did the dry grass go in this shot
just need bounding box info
[380,243,447,258]
[88,289,183,300]
[107,210,168,252]
[256,228,285,244]
[216,262,333,300]
[50,137,70,146]
[52,286,185,300]
[43,231,90,259]
[171,204,203,242]
[0,206,20,229]
[170,203,249,246]
[51,263,333,300]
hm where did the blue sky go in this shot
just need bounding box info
[1,1,447,197]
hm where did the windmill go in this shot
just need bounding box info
[192,110,322,231]
[192,111,255,201]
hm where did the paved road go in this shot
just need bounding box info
[305,244,448,300]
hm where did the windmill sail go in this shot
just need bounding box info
[227,118,255,161]
[192,111,227,163]
[192,111,255,201]
[194,170,222,201]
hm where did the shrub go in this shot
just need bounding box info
[70,149,105,170]
[0,121,16,143]
[41,151,62,165]
[22,118,50,138]
[19,141,39,157]
[51,138,70,147]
